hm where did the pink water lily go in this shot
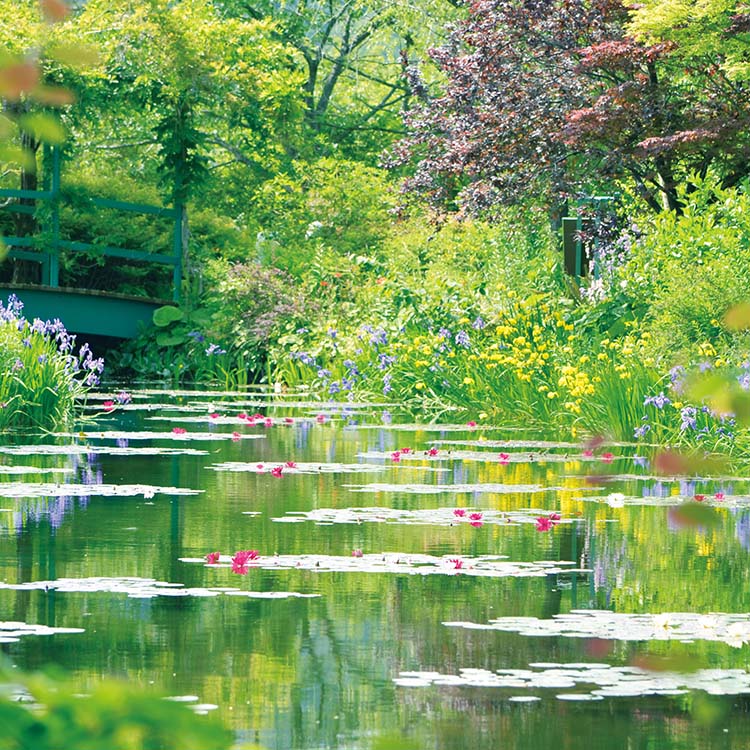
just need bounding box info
[535,516,553,532]
[256,463,265,473]
[172,427,187,435]
[232,562,249,575]
[469,512,483,521]
[498,453,510,464]
[209,413,220,419]
[284,417,294,424]
[391,451,401,462]
[694,494,705,502]
[400,447,413,454]
[205,551,220,564]
[601,452,614,463]
[715,492,725,501]
[453,508,466,517]
[427,447,439,456]
[467,421,477,428]
[449,558,464,570]
[582,449,594,458]
[231,432,241,441]
[470,520,483,528]
[270,466,283,477]
[238,412,248,420]
[285,461,297,468]
[549,512,561,521]
[102,400,114,412]
[264,417,274,427]
[316,414,326,423]
[351,549,363,558]
[232,550,259,565]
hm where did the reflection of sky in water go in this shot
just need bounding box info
[295,420,312,451]
[735,512,750,551]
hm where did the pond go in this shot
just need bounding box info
[2,387,750,749]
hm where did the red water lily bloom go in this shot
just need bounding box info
[352,549,363,557]
[270,466,283,477]
[209,413,220,419]
[285,461,297,468]
[582,449,594,458]
[102,400,114,412]
[549,512,561,521]
[427,447,439,456]
[172,427,187,435]
[316,414,326,423]
[264,417,274,427]
[467,421,477,428]
[469,512,483,521]
[284,417,294,424]
[601,452,614,463]
[232,550,259,565]
[205,551,220,564]
[450,558,464,570]
[391,452,401,462]
[232,562,249,575]
[694,494,705,502]
[400,447,413,454]
[238,412,248,420]
[498,453,510,464]
[715,492,725,500]
[231,432,241,441]
[470,520,483,528]
[256,464,265,473]
[536,516,553,531]
[453,508,466,517]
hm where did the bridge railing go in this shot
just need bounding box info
[0,147,182,302]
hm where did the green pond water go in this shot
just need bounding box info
[3,388,750,748]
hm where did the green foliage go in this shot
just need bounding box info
[0,667,231,750]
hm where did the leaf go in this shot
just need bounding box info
[155,332,187,347]
[40,0,69,22]
[723,301,750,331]
[46,42,100,69]
[31,85,76,106]
[18,112,66,145]
[0,144,36,170]
[668,502,720,529]
[0,237,8,263]
[0,62,40,100]
[153,306,183,327]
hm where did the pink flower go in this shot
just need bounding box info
[427,447,439,456]
[209,413,220,419]
[715,492,725,501]
[252,413,264,420]
[264,417,274,427]
[535,516,553,532]
[256,463,265,474]
[285,461,297,468]
[449,558,464,570]
[205,551,220,564]
[316,414,326,423]
[352,548,364,557]
[498,453,510,464]
[270,466,283,477]
[391,451,401,462]
[231,562,249,575]
[549,512,561,521]
[400,447,413,454]
[470,520,483,528]
[231,432,241,441]
[601,452,614,463]
[582,449,594,458]
[284,417,294,424]
[453,508,466,517]
[238,412,248,420]
[102,400,114,412]
[694,494,705,502]
[469,512,483,521]
[232,550,259,565]
[467,421,477,428]
[172,427,187,435]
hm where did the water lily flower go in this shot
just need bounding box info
[285,461,297,468]
[450,558,464,570]
[172,427,187,435]
[694,494,705,502]
[102,400,114,412]
[270,466,283,477]
[726,622,749,648]
[256,464,265,473]
[469,512,483,521]
[535,516,553,532]
[715,492,725,501]
[284,417,294,424]
[601,452,614,463]
[653,613,672,631]
[582,449,594,458]
[231,432,241,441]
[205,551,220,564]
[232,550,259,565]
[453,508,466,517]
[264,417,274,427]
[352,549,363,557]
[391,452,401,462]
[466,421,477,428]
[427,447,439,456]
[469,520,483,528]
[549,512,561,521]
[209,413,220,420]
[231,562,249,575]
[238,412,248,420]
[400,447,413,454]
[316,414,326,424]
[606,493,625,508]
[498,453,510,464]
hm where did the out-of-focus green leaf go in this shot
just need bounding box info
[18,112,66,144]
[46,42,100,69]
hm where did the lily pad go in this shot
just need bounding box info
[0,621,85,643]
[0,483,201,499]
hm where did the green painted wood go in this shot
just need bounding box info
[0,188,53,200]
[0,285,170,339]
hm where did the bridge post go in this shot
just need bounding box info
[48,146,61,288]
[172,201,183,303]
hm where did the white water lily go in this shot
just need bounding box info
[606,493,625,508]
[726,622,749,648]
[698,615,720,631]
[653,614,672,631]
